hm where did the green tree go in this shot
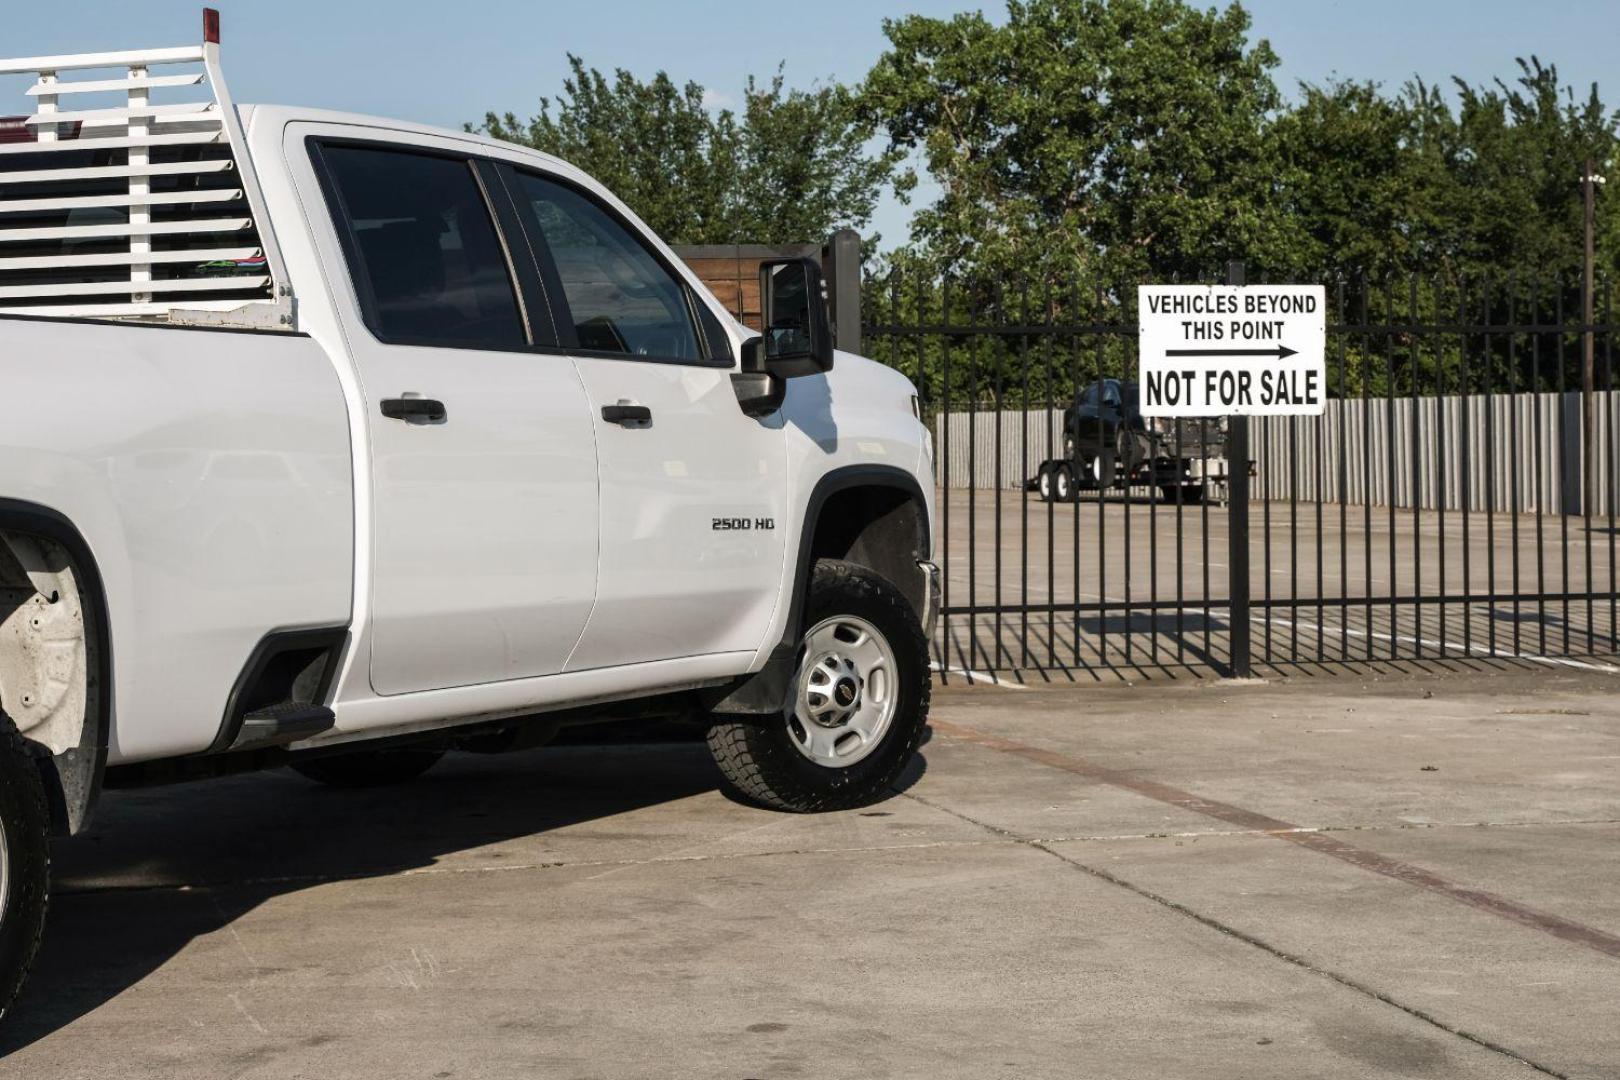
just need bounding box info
[473,56,897,245]
[1268,80,1445,280]
[861,0,1301,282]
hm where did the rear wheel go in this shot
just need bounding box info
[1054,463,1075,503]
[291,748,445,788]
[707,559,930,812]
[0,717,49,1024]
[1037,465,1054,502]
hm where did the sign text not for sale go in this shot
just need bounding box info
[1138,284,1326,417]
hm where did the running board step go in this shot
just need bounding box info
[231,703,335,751]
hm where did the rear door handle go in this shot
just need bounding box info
[380,397,446,424]
[601,403,652,425]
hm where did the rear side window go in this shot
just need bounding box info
[317,145,524,349]
[509,172,703,362]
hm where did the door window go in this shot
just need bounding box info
[318,145,525,349]
[509,172,703,362]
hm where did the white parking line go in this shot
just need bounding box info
[932,664,1031,688]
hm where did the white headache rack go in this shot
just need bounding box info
[0,8,292,327]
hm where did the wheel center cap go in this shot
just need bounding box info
[833,677,859,707]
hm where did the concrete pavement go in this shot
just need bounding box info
[3,666,1618,1078]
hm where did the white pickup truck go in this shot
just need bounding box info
[0,12,936,1021]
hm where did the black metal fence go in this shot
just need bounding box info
[863,263,1620,679]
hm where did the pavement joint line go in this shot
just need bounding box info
[894,787,1568,1080]
[51,816,1620,899]
[929,717,1620,961]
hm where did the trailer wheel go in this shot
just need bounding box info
[1054,463,1075,503]
[706,559,929,813]
[1087,451,1117,490]
[0,716,49,1025]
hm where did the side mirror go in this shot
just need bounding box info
[758,257,834,378]
[730,337,785,418]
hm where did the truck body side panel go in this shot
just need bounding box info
[0,317,354,764]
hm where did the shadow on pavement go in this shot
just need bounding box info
[2,732,931,1056]
[3,740,722,1055]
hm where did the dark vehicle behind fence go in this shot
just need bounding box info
[1031,378,1229,502]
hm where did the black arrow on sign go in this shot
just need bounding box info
[1165,344,1299,359]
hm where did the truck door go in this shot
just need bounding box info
[303,136,599,695]
[496,165,789,671]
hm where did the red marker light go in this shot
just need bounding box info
[0,117,35,144]
[203,8,221,45]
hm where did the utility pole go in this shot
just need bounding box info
[1582,160,1607,518]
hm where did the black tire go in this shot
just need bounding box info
[291,747,445,788]
[707,559,930,813]
[1037,465,1054,502]
[1054,463,1075,503]
[0,717,50,1025]
[1088,449,1117,490]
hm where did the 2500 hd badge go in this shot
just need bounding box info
[712,517,777,530]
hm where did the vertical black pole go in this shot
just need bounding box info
[1225,260,1252,677]
[822,228,863,356]
[1583,161,1597,519]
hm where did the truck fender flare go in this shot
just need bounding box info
[704,464,930,717]
[0,498,112,836]
[784,465,930,645]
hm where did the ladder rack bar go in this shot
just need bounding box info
[0,159,232,184]
[26,73,205,96]
[0,131,223,156]
[0,46,206,76]
[0,297,255,317]
[0,187,243,214]
[0,247,260,271]
[0,275,268,300]
[23,102,216,126]
[0,217,251,242]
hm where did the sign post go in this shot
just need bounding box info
[1137,263,1327,676]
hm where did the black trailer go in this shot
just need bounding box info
[1027,378,1234,503]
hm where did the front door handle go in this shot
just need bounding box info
[601,403,652,425]
[380,397,447,424]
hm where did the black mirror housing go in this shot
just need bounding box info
[758,257,834,378]
[731,337,785,418]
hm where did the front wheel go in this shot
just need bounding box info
[0,718,50,1024]
[707,559,931,812]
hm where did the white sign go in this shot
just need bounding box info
[1138,284,1326,416]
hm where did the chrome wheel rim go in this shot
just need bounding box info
[790,614,898,768]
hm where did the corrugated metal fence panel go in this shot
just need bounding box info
[934,391,1620,516]
[933,409,1068,494]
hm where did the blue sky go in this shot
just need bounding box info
[5,1,1615,244]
